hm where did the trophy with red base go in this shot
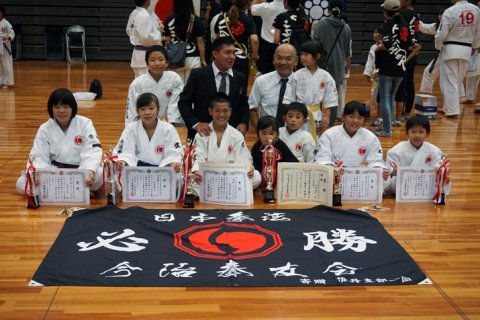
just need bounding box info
[25,155,40,209]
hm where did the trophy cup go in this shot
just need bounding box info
[182,138,195,208]
[263,135,277,203]
[332,155,344,207]
[103,147,118,206]
[25,155,40,209]
[433,153,450,205]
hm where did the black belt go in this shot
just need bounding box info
[51,160,79,169]
[134,45,147,50]
[444,41,472,47]
[137,160,157,167]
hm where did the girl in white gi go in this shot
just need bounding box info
[192,93,261,196]
[0,6,15,88]
[284,41,338,138]
[126,0,162,78]
[279,102,316,163]
[16,88,103,194]
[315,101,388,180]
[125,45,184,127]
[384,115,447,195]
[115,93,183,171]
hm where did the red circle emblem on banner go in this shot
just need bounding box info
[74,136,83,145]
[174,222,283,260]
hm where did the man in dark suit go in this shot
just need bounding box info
[179,37,249,139]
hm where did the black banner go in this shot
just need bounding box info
[31,205,428,287]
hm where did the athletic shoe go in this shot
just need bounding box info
[391,120,401,127]
[375,131,392,137]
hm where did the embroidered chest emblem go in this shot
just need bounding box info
[295,143,302,152]
[425,155,432,164]
[155,145,164,154]
[74,136,83,145]
[358,147,367,156]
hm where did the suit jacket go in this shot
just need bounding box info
[179,64,249,139]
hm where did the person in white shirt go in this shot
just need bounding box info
[192,93,261,196]
[435,0,480,118]
[384,115,447,195]
[126,0,162,78]
[0,6,15,88]
[315,101,387,178]
[363,27,383,127]
[114,93,183,171]
[16,88,103,194]
[251,0,286,74]
[125,46,184,127]
[284,40,338,139]
[419,10,444,94]
[279,102,316,163]
[249,43,298,129]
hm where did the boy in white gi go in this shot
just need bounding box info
[126,0,162,78]
[0,6,15,88]
[16,88,103,194]
[115,93,183,171]
[315,101,387,180]
[284,41,338,137]
[279,102,316,163]
[125,45,184,127]
[192,93,261,196]
[384,115,447,195]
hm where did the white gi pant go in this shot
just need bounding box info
[440,58,468,115]
[0,50,14,86]
[465,75,480,101]
[420,58,440,94]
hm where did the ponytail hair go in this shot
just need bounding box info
[228,0,250,26]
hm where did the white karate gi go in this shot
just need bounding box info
[284,67,338,125]
[419,21,440,94]
[363,43,380,113]
[191,123,261,196]
[279,127,316,163]
[16,116,103,193]
[384,140,444,194]
[314,125,385,168]
[125,71,184,127]
[126,7,162,77]
[114,119,183,168]
[435,0,480,115]
[0,17,15,86]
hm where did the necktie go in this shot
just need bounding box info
[275,78,289,126]
[219,72,228,94]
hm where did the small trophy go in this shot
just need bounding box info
[263,135,277,203]
[332,155,344,207]
[433,153,450,205]
[25,155,40,209]
[103,147,118,206]
[182,138,195,208]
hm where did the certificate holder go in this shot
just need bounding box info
[199,163,252,206]
[121,166,177,203]
[341,167,383,203]
[277,163,333,206]
[396,166,437,202]
[38,168,90,205]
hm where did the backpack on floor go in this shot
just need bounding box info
[89,79,103,99]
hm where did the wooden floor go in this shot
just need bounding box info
[0,61,479,320]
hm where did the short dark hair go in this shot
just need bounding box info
[257,115,280,135]
[145,45,169,63]
[343,100,367,118]
[212,37,235,52]
[284,102,308,118]
[300,41,326,65]
[209,92,231,109]
[0,6,6,15]
[47,88,78,119]
[136,92,159,111]
[134,0,147,7]
[406,115,430,134]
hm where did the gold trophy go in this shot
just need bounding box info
[182,138,195,208]
[332,155,344,207]
[103,146,117,206]
[25,154,40,209]
[263,135,276,203]
[434,153,450,205]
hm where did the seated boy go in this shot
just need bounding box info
[192,93,261,196]
[279,102,316,163]
[384,115,448,195]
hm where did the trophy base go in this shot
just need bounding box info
[332,194,342,207]
[434,193,446,205]
[263,189,275,203]
[183,194,195,208]
[26,195,40,209]
[107,194,116,206]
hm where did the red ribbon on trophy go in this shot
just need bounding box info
[181,139,195,203]
[260,141,282,187]
[433,157,450,204]
[25,155,40,209]
[102,151,121,194]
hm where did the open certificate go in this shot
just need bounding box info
[277,163,333,206]
[341,167,383,203]
[199,163,252,206]
[122,166,177,203]
[396,166,437,202]
[38,168,89,205]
